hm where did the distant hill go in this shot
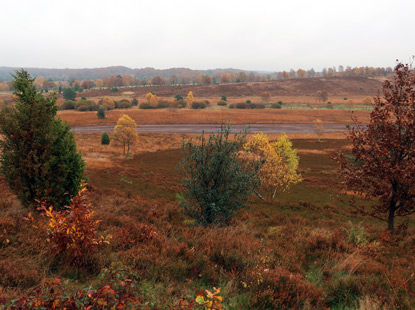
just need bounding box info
[0,66,250,81]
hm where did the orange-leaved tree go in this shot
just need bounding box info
[114,115,138,157]
[245,133,301,199]
[335,62,415,232]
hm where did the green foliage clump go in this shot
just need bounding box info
[139,102,154,109]
[76,100,98,111]
[221,95,227,101]
[270,102,282,109]
[60,100,76,110]
[111,87,119,92]
[0,70,84,209]
[131,98,138,106]
[101,132,110,145]
[174,93,183,101]
[63,88,76,101]
[116,99,132,109]
[191,101,207,109]
[97,107,106,119]
[178,125,262,226]
[217,100,227,106]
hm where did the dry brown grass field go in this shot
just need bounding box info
[58,108,371,127]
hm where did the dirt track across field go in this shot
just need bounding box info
[72,123,349,134]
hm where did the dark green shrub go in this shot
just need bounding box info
[246,99,252,104]
[97,107,106,119]
[63,88,76,101]
[131,98,138,106]
[233,102,249,109]
[178,124,262,225]
[174,93,183,101]
[278,100,283,105]
[270,103,282,109]
[60,100,76,110]
[217,100,227,106]
[344,97,347,100]
[111,87,119,92]
[139,102,154,109]
[0,69,84,209]
[191,101,207,109]
[250,103,265,109]
[81,96,86,100]
[204,100,210,106]
[221,95,227,101]
[101,132,110,145]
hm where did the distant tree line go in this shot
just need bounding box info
[0,65,394,92]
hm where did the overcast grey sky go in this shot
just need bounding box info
[1,0,414,71]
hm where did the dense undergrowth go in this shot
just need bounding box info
[0,139,414,309]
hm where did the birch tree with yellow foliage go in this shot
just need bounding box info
[114,115,138,157]
[186,91,194,108]
[245,133,301,199]
[145,92,158,107]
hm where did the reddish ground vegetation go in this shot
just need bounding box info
[0,136,414,309]
[58,108,371,127]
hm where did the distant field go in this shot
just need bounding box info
[59,108,371,127]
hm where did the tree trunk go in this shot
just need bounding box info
[388,202,396,232]
[123,143,125,156]
[127,142,130,157]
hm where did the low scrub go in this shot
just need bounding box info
[191,101,207,109]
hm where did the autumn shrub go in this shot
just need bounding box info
[75,100,98,111]
[60,100,76,110]
[229,102,248,109]
[250,103,265,109]
[176,99,186,108]
[119,99,132,109]
[191,101,207,109]
[99,96,115,110]
[157,100,170,108]
[270,102,282,109]
[37,193,108,267]
[139,102,154,109]
[5,262,145,309]
[247,267,324,309]
[217,100,227,106]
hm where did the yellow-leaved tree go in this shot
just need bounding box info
[245,133,301,199]
[186,91,194,108]
[145,92,158,106]
[114,115,138,157]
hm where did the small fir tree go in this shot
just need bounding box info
[0,70,84,209]
[97,107,106,119]
[101,132,110,145]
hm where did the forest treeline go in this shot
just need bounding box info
[0,65,393,91]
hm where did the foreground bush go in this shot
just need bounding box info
[178,124,262,225]
[217,100,227,106]
[36,192,108,267]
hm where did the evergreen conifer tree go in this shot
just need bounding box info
[0,70,84,209]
